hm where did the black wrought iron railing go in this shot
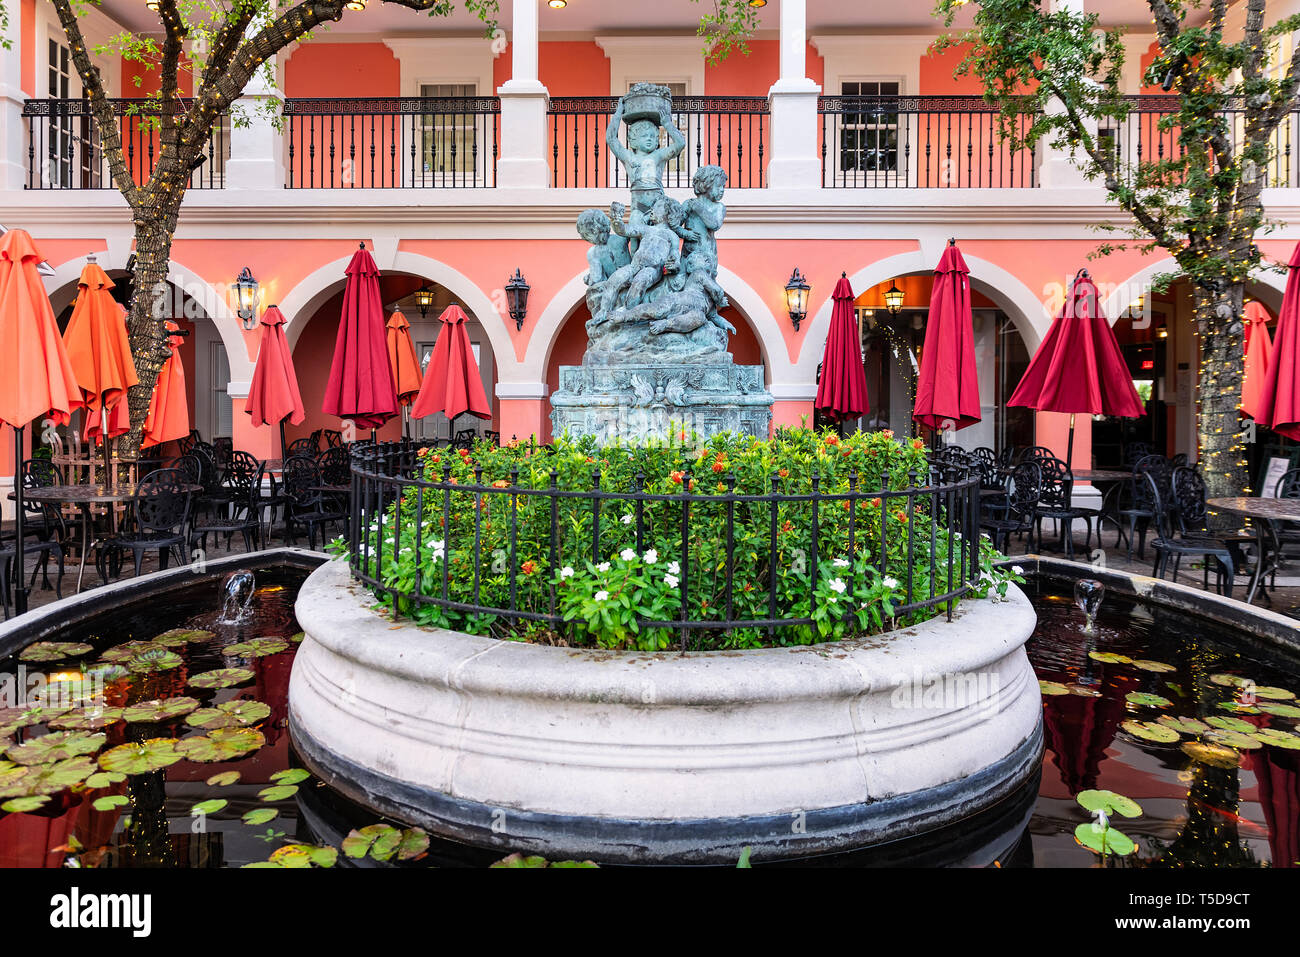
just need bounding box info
[22,98,227,190]
[818,95,1038,188]
[346,441,983,650]
[282,96,500,188]
[547,96,770,189]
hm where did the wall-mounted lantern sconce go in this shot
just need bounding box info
[884,280,905,316]
[234,266,260,330]
[785,268,810,331]
[506,269,530,331]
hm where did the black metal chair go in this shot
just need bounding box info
[1031,456,1087,559]
[1116,454,1171,559]
[191,469,263,555]
[323,429,343,449]
[97,468,193,580]
[209,449,259,516]
[1018,446,1056,464]
[282,455,346,550]
[1124,441,1153,466]
[1271,468,1300,579]
[981,461,1042,553]
[286,437,318,457]
[18,459,71,598]
[212,437,234,471]
[1148,472,1235,596]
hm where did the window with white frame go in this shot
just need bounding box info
[419,82,479,185]
[839,80,901,177]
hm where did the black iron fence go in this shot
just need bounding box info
[282,96,500,188]
[347,441,983,650]
[818,95,1039,188]
[547,96,770,189]
[22,98,227,190]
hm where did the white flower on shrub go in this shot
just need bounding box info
[1012,565,1024,575]
[664,574,679,589]
[560,566,575,579]
[594,590,609,602]
[833,558,850,568]
[620,548,638,562]
[666,561,680,575]
[643,549,658,564]
[883,576,900,590]
[621,514,634,525]
[596,562,611,572]
[829,578,847,594]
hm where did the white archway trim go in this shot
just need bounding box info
[42,255,250,382]
[1099,257,1288,321]
[524,266,794,386]
[793,251,1051,381]
[277,251,517,379]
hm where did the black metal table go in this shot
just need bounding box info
[1206,497,1300,605]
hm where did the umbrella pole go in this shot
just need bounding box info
[101,408,111,488]
[1066,413,1076,470]
[279,420,287,463]
[13,425,26,616]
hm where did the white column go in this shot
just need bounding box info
[1038,0,1096,189]
[496,0,550,188]
[766,0,821,189]
[0,4,28,191]
[224,54,284,191]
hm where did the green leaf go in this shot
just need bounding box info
[736,846,752,868]
[84,771,126,788]
[2,795,51,813]
[242,807,278,826]
[1125,692,1173,709]
[152,628,214,647]
[1259,703,1300,718]
[1204,729,1262,751]
[121,697,200,723]
[270,768,310,785]
[185,700,271,730]
[222,637,289,658]
[92,794,129,812]
[1076,789,1142,818]
[1088,651,1132,664]
[1121,720,1180,743]
[1182,740,1242,769]
[1252,686,1296,701]
[1074,821,1136,856]
[174,728,266,763]
[396,827,430,861]
[6,731,106,766]
[187,668,255,690]
[1210,673,1252,688]
[0,757,96,797]
[256,784,299,802]
[98,739,183,775]
[490,852,550,868]
[1206,716,1256,734]
[125,649,184,675]
[191,799,227,816]
[1132,659,1176,673]
[18,642,94,662]
[1157,715,1210,735]
[48,707,123,731]
[98,640,165,663]
[206,771,241,787]
[1039,680,1071,696]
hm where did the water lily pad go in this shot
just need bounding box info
[98,641,165,663]
[268,844,336,868]
[1125,692,1173,709]
[121,697,200,723]
[242,807,278,826]
[47,707,123,731]
[0,757,96,796]
[1132,659,1176,673]
[174,728,265,763]
[1204,729,1262,750]
[152,629,214,647]
[1210,673,1252,688]
[1258,702,1300,718]
[125,649,183,675]
[256,784,298,802]
[84,771,125,788]
[1088,652,1132,664]
[1157,715,1210,735]
[1165,681,1185,697]
[1207,716,1257,734]
[191,799,227,816]
[288,631,305,644]
[1074,821,1136,856]
[1039,680,1070,696]
[1251,686,1296,701]
[84,663,131,683]
[187,668,254,690]
[490,853,552,868]
[342,823,401,860]
[98,739,182,775]
[1218,700,1261,714]
[1068,684,1103,697]
[1121,720,1180,744]
[396,827,430,861]
[31,681,101,709]
[18,642,93,662]
[1076,789,1142,818]
[184,700,271,730]
[2,795,50,813]
[206,771,241,787]
[1182,740,1241,769]
[222,637,288,658]
[92,795,129,812]
[6,731,106,766]
[270,768,310,786]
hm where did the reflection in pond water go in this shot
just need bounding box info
[1,569,1298,867]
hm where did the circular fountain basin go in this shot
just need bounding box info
[289,560,1043,863]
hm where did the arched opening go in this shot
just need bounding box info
[287,271,499,445]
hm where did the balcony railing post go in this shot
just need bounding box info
[495,0,550,188]
[765,0,821,189]
[227,61,282,191]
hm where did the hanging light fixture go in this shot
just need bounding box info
[145,0,160,10]
[345,0,367,10]
[505,269,531,331]
[234,267,260,330]
[884,280,905,315]
[413,286,435,319]
[784,268,810,331]
[747,0,768,6]
[548,0,567,8]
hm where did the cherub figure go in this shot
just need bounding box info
[626,251,736,338]
[576,208,630,286]
[606,94,685,248]
[597,197,684,320]
[678,165,727,270]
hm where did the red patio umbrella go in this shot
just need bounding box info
[814,273,869,424]
[141,321,190,449]
[386,310,423,438]
[0,228,83,614]
[247,305,305,459]
[1008,268,1145,466]
[1241,301,1275,422]
[411,304,491,430]
[1253,243,1300,441]
[914,240,981,436]
[321,244,397,435]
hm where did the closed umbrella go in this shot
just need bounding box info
[1254,243,1300,440]
[247,305,305,460]
[141,322,189,449]
[63,261,138,480]
[1008,268,1145,467]
[814,273,869,424]
[386,310,423,438]
[412,305,491,434]
[321,244,397,436]
[1241,301,1275,422]
[0,229,83,614]
[914,240,981,437]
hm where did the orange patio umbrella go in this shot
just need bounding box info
[142,321,189,449]
[0,228,83,614]
[412,305,490,434]
[386,310,423,438]
[1241,301,1275,421]
[63,260,138,477]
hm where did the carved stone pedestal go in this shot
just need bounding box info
[550,362,773,442]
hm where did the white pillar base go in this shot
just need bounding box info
[0,87,28,191]
[225,95,284,191]
[766,80,822,190]
[495,81,551,190]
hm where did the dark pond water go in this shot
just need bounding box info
[0,568,1297,867]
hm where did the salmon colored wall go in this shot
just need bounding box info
[705,40,824,93]
[537,40,610,95]
[283,43,399,97]
[919,42,987,95]
[20,0,36,95]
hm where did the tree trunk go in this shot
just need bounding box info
[1193,283,1249,501]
